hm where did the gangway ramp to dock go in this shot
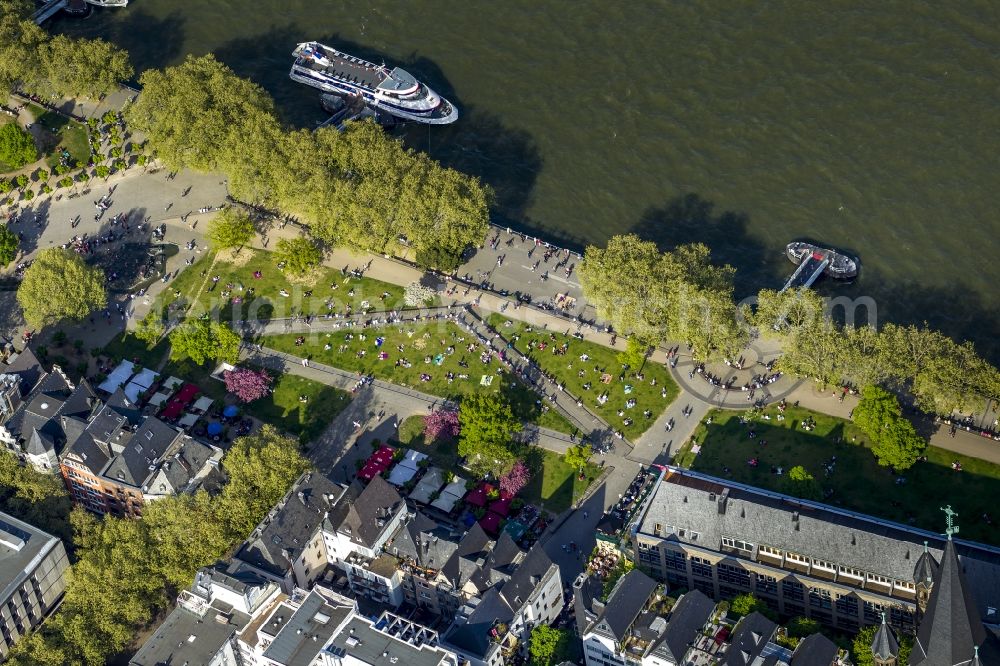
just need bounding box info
[31,0,68,24]
[780,252,829,293]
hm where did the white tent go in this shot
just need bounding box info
[177,412,199,428]
[148,392,170,407]
[98,360,135,394]
[387,449,429,486]
[408,467,445,504]
[191,396,215,413]
[130,368,159,389]
[162,376,184,391]
[431,476,467,513]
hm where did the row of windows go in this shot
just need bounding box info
[757,544,915,590]
[652,523,701,540]
[722,537,754,552]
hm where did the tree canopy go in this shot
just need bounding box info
[783,465,821,500]
[853,385,927,470]
[0,1,45,94]
[528,625,574,666]
[0,122,38,169]
[563,443,593,471]
[0,223,18,265]
[17,248,106,328]
[214,425,311,537]
[206,208,255,250]
[35,35,133,99]
[128,55,490,264]
[0,450,73,543]
[729,593,771,618]
[134,311,165,346]
[579,234,742,360]
[168,319,241,365]
[458,392,520,478]
[0,2,130,99]
[274,236,323,276]
[126,54,277,171]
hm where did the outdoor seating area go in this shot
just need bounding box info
[97,359,135,394]
[354,442,548,547]
[408,467,445,504]
[387,449,429,486]
[154,380,251,444]
[358,444,395,481]
[587,544,623,579]
[430,475,467,513]
[123,367,159,403]
[597,467,661,539]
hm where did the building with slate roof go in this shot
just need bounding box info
[236,471,348,593]
[0,346,101,472]
[722,612,778,666]
[225,468,563,666]
[130,560,282,666]
[0,511,69,660]
[632,467,1000,635]
[789,634,839,666]
[861,508,1000,666]
[58,404,220,517]
[579,569,721,666]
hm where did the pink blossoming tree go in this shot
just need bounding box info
[423,408,460,440]
[224,367,273,403]
[499,460,531,496]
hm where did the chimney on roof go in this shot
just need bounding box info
[717,488,729,515]
[298,491,306,505]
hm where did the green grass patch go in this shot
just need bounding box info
[522,447,600,513]
[25,107,90,171]
[102,332,169,369]
[247,373,352,442]
[487,314,679,439]
[155,250,409,322]
[264,321,575,434]
[395,414,463,471]
[680,405,1000,546]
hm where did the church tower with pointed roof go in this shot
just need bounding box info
[871,613,899,666]
[910,506,1000,666]
[913,540,939,616]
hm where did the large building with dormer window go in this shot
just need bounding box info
[630,467,1000,636]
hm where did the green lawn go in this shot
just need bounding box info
[676,405,1000,546]
[487,314,679,439]
[25,106,90,171]
[155,250,409,322]
[395,414,463,471]
[246,373,352,443]
[522,447,601,513]
[101,332,169,369]
[395,415,599,514]
[263,321,576,434]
